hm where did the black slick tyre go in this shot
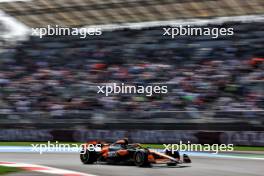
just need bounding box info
[134,150,149,167]
[80,150,97,164]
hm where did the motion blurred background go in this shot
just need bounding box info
[0,0,263,145]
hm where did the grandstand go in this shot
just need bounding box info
[0,21,263,125]
[0,0,263,129]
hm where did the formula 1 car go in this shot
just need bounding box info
[80,139,191,167]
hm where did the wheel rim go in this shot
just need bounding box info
[135,152,144,164]
[81,151,89,161]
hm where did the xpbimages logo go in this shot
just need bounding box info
[163,25,234,39]
[31,141,102,154]
[31,25,102,38]
[163,141,234,154]
[97,83,168,97]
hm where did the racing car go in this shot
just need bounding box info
[80,138,191,167]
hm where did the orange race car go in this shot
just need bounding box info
[80,138,191,167]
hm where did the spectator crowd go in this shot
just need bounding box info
[0,22,263,116]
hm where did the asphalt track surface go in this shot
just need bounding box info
[0,152,263,176]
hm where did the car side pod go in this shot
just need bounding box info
[183,154,191,163]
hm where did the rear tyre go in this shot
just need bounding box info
[134,150,150,167]
[80,150,97,164]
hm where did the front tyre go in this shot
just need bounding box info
[134,151,149,167]
[165,150,180,160]
[80,150,97,164]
